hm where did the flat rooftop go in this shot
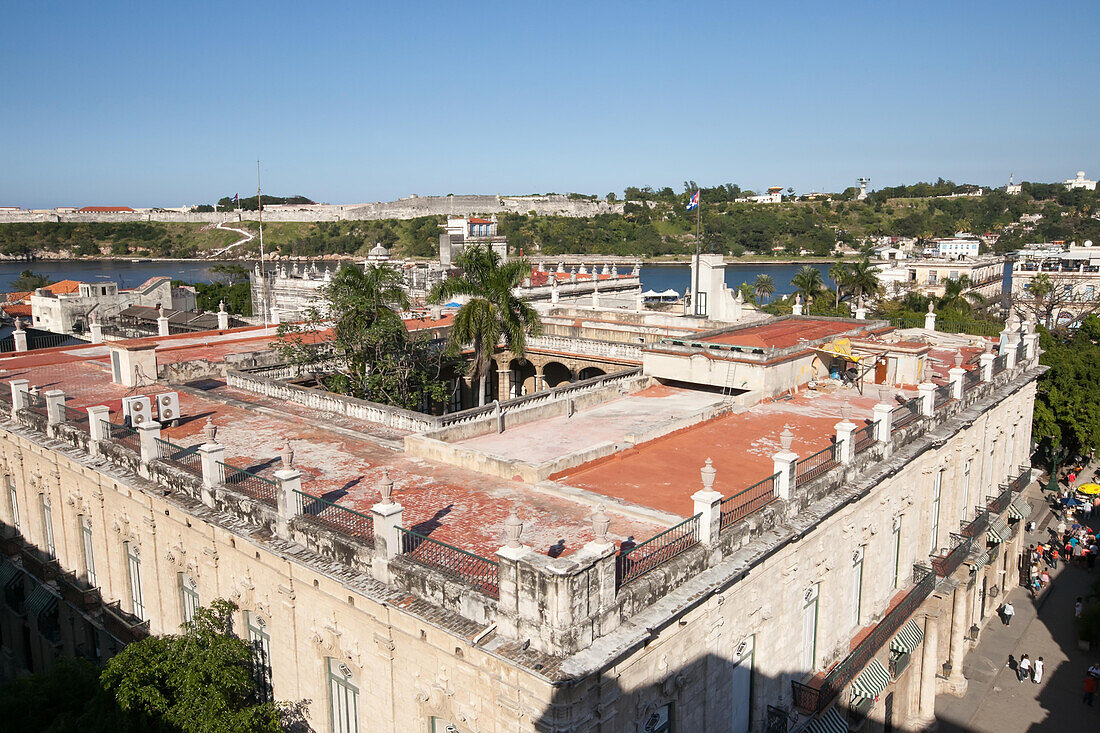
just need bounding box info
[695,318,880,349]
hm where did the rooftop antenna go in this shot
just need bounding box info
[257,160,269,332]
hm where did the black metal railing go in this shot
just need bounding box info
[295,489,374,543]
[934,382,954,409]
[616,514,700,588]
[890,398,921,431]
[104,421,140,454]
[963,369,982,391]
[987,485,1012,515]
[795,443,838,483]
[991,353,1008,376]
[960,507,990,538]
[218,461,277,506]
[66,411,90,433]
[888,317,925,330]
[398,527,498,598]
[155,438,202,477]
[937,321,1003,338]
[931,533,971,577]
[852,422,878,454]
[23,392,48,418]
[792,565,936,714]
[1008,467,1031,494]
[720,473,778,529]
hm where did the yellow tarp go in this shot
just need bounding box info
[815,338,861,363]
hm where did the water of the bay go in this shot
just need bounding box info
[0,259,835,296]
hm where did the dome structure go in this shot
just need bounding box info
[366,242,390,263]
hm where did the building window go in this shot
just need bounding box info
[730,636,754,733]
[126,542,145,620]
[247,611,273,703]
[328,658,359,733]
[41,493,55,557]
[81,516,97,587]
[448,380,462,413]
[802,584,819,671]
[892,519,902,589]
[8,476,18,532]
[962,459,972,516]
[930,470,942,552]
[852,548,865,626]
[642,703,673,733]
[179,573,199,624]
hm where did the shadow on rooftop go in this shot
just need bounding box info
[410,504,454,537]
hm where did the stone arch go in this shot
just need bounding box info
[541,361,573,388]
[577,366,607,381]
[509,358,537,397]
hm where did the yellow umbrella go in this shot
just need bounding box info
[1077,483,1100,495]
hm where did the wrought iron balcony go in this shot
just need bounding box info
[960,507,990,539]
[791,565,936,714]
[987,485,1012,515]
[931,533,971,577]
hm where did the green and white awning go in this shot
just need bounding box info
[0,561,19,588]
[851,658,892,701]
[987,516,1010,544]
[890,619,925,656]
[1008,497,1031,521]
[968,550,991,569]
[24,584,58,619]
[806,706,848,733]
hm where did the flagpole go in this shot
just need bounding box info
[257,160,269,332]
[693,190,701,316]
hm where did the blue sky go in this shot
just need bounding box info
[2,1,1097,208]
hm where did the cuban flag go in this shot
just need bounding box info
[233,193,239,203]
[686,190,700,211]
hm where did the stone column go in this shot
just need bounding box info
[915,612,941,727]
[370,471,403,582]
[873,403,893,443]
[1004,340,1018,370]
[918,382,937,416]
[8,379,28,417]
[86,405,111,448]
[12,323,27,353]
[136,421,162,464]
[834,408,857,464]
[980,350,995,382]
[197,420,224,508]
[157,310,170,337]
[692,459,723,546]
[43,389,65,425]
[946,585,969,694]
[89,322,103,344]
[498,370,512,402]
[1022,332,1039,363]
[924,304,937,331]
[772,427,798,505]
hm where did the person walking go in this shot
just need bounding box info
[1018,654,1031,682]
[1041,570,1050,589]
[1003,601,1015,626]
[1085,674,1097,706]
[1033,657,1045,684]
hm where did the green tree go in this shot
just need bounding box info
[606,192,617,203]
[790,265,826,306]
[10,269,53,291]
[429,245,542,406]
[846,259,881,303]
[1033,316,1100,463]
[101,599,285,732]
[937,275,978,312]
[828,261,849,307]
[752,273,775,305]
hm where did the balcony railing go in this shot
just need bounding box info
[987,485,1012,515]
[931,533,971,577]
[398,527,499,598]
[991,353,1009,376]
[104,421,140,454]
[934,383,954,409]
[720,473,778,529]
[294,489,374,544]
[960,507,990,539]
[218,462,278,506]
[963,370,982,391]
[795,443,838,483]
[616,514,700,588]
[792,565,936,715]
[154,437,202,477]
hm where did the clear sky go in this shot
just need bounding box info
[2,1,1098,208]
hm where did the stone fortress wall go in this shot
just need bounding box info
[0,195,625,225]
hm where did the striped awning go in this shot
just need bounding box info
[968,550,991,569]
[987,516,1010,544]
[1008,497,1031,520]
[851,658,892,701]
[24,585,58,619]
[806,706,848,733]
[890,619,925,656]
[0,561,18,588]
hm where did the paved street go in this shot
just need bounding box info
[936,487,1100,732]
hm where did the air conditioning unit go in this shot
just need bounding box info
[155,392,180,422]
[123,395,152,426]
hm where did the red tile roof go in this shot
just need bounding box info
[77,206,135,212]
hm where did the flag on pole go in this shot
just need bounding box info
[686,190,700,211]
[233,193,239,203]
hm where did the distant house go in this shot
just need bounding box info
[1064,171,1097,191]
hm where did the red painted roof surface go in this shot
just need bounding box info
[557,387,899,517]
[3,328,662,557]
[698,319,870,349]
[468,217,493,224]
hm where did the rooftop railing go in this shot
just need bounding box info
[103,421,140,454]
[991,353,1009,376]
[23,392,48,418]
[852,422,878,454]
[217,461,277,506]
[890,398,921,431]
[398,526,499,598]
[154,437,202,477]
[934,382,954,409]
[616,514,700,588]
[795,443,838,483]
[66,411,90,433]
[963,369,982,391]
[792,565,936,715]
[294,489,374,543]
[720,473,778,529]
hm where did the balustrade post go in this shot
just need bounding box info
[86,406,111,454]
[873,403,893,443]
[772,428,798,506]
[691,459,723,546]
[949,350,966,400]
[1004,340,1018,370]
[834,412,857,464]
[370,471,404,581]
[8,379,28,417]
[980,350,995,382]
[197,419,224,508]
[136,421,161,465]
[918,382,936,417]
[89,322,103,344]
[924,303,937,331]
[43,389,65,425]
[274,440,301,541]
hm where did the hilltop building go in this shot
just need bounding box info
[1064,171,1097,191]
[9,277,196,335]
[0,300,1041,733]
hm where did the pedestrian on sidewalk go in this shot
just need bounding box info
[1041,570,1050,589]
[1084,674,1097,706]
[1076,598,1084,619]
[1033,657,1045,684]
[1002,601,1015,626]
[1018,654,1031,682]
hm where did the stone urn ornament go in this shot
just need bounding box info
[700,458,717,491]
[503,511,523,548]
[378,468,394,505]
[203,417,217,444]
[279,439,294,470]
[780,427,794,452]
[590,504,610,544]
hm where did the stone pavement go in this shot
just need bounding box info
[936,487,1100,732]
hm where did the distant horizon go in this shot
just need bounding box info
[2,1,1096,210]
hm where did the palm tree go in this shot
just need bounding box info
[937,275,978,313]
[752,273,775,305]
[846,259,881,303]
[326,263,410,333]
[429,245,542,406]
[828,261,849,307]
[791,265,826,306]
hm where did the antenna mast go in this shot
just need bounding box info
[257,160,269,331]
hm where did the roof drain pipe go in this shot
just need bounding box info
[472,623,497,647]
